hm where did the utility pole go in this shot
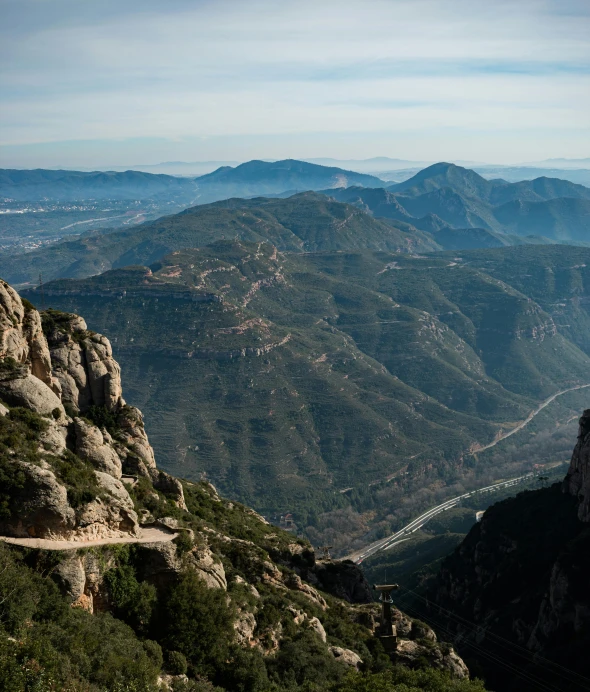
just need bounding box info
[373,583,399,653]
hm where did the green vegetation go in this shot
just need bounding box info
[0,357,28,381]
[0,543,161,691]
[27,241,590,552]
[0,407,49,519]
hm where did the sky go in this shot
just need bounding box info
[1,0,589,168]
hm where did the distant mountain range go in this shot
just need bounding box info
[191,159,385,203]
[3,161,590,286]
[0,168,200,202]
[324,162,590,244]
[0,159,385,203]
[2,160,590,287]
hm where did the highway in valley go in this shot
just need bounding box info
[345,472,534,564]
[345,383,590,565]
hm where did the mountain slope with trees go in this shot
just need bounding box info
[21,243,590,552]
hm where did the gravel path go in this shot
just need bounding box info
[0,526,177,551]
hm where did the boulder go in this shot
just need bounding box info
[329,646,363,669]
[0,374,65,418]
[308,616,327,642]
[74,472,139,538]
[0,461,76,538]
[38,418,67,455]
[234,610,257,646]
[188,544,227,589]
[395,640,469,679]
[151,470,187,509]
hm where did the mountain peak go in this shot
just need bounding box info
[389,161,492,199]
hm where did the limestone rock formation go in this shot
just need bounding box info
[74,418,123,478]
[0,286,153,541]
[0,374,65,418]
[396,640,469,678]
[0,460,76,538]
[43,312,123,412]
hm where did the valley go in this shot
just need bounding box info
[2,159,589,561]
[19,239,590,554]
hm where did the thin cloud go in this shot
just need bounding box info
[1,0,588,165]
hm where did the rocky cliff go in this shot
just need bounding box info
[431,409,590,692]
[0,278,476,691]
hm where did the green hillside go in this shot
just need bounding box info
[0,193,436,286]
[23,244,590,544]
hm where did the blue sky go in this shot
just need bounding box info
[1,0,589,168]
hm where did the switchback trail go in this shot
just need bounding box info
[0,526,177,551]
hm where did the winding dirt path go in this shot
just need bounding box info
[0,526,177,551]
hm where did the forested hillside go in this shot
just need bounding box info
[24,243,590,552]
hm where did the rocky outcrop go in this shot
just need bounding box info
[52,551,117,614]
[135,540,227,590]
[0,460,76,538]
[396,640,469,678]
[563,409,590,522]
[0,289,151,542]
[329,646,363,669]
[267,542,372,604]
[43,313,123,413]
[0,374,65,418]
[74,418,123,478]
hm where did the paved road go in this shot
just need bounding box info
[474,383,590,454]
[344,473,534,564]
[344,382,590,564]
[0,526,177,551]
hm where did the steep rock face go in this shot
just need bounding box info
[266,541,372,603]
[563,408,590,521]
[43,312,123,412]
[431,411,590,691]
[0,288,147,540]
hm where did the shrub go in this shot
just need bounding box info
[105,565,157,634]
[166,650,188,675]
[84,404,120,436]
[174,531,194,556]
[159,570,235,677]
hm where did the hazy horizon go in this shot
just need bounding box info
[1,0,589,168]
